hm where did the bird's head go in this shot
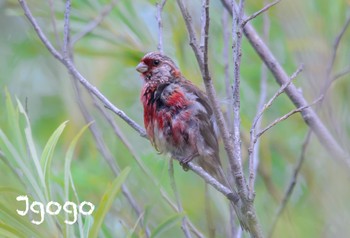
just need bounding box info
[136,52,181,82]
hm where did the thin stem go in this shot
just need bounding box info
[242,0,281,27]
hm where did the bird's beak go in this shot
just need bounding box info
[136,62,148,73]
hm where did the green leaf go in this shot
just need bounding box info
[89,167,131,238]
[150,213,184,238]
[63,121,93,237]
[41,121,68,200]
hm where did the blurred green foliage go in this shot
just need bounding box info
[0,0,350,237]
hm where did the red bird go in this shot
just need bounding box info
[136,52,249,230]
[136,52,225,184]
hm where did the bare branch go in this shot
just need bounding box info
[220,0,348,161]
[71,0,121,45]
[19,0,146,138]
[231,0,247,198]
[256,96,323,140]
[156,0,168,53]
[222,10,233,131]
[242,0,281,27]
[325,15,350,80]
[268,130,312,238]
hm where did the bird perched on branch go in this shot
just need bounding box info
[136,51,226,184]
[136,52,248,231]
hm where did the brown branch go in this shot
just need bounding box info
[71,0,121,45]
[241,0,281,27]
[220,0,348,162]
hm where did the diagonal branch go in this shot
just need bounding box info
[18,0,147,138]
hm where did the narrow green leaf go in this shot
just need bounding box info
[17,99,46,194]
[83,215,94,238]
[64,121,93,201]
[150,213,184,238]
[89,167,131,238]
[63,121,93,238]
[41,121,68,199]
[4,89,25,159]
[0,222,26,238]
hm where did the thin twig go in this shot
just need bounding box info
[333,67,350,81]
[71,0,121,45]
[156,0,167,53]
[268,130,312,238]
[256,96,323,140]
[169,159,192,238]
[252,65,304,131]
[247,3,270,199]
[241,0,281,27]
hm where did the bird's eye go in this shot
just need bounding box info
[153,60,160,66]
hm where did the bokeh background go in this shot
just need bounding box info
[0,0,349,237]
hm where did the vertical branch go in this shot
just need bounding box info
[231,0,247,198]
[63,0,71,59]
[222,10,233,131]
[156,0,167,53]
